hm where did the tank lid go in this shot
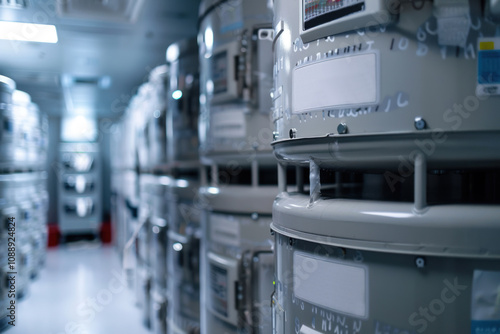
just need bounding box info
[273,193,500,259]
[200,185,278,215]
[13,90,31,106]
[0,75,16,93]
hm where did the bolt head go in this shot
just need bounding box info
[273,131,279,141]
[337,123,348,134]
[289,128,297,139]
[415,257,426,268]
[414,117,426,130]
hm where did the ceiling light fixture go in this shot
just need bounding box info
[0,21,58,44]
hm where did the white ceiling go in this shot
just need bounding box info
[0,0,201,118]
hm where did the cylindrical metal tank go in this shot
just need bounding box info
[135,83,154,172]
[25,102,40,167]
[122,169,139,288]
[166,39,200,165]
[149,180,169,334]
[198,0,276,332]
[271,0,500,168]
[198,0,275,159]
[0,173,18,330]
[5,90,31,169]
[34,171,48,269]
[0,75,16,169]
[167,176,201,334]
[271,1,500,333]
[30,172,48,276]
[148,65,169,171]
[164,38,202,334]
[136,174,155,329]
[10,173,33,300]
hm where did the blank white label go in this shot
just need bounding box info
[293,252,368,318]
[292,53,378,113]
[210,214,240,247]
[211,107,246,138]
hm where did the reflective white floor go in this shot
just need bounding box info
[9,242,150,334]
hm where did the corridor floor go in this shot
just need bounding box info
[9,242,150,334]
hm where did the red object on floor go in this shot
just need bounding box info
[47,223,60,248]
[100,221,112,244]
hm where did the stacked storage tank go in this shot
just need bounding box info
[0,75,49,330]
[149,175,169,334]
[58,142,101,239]
[271,1,500,333]
[115,93,142,288]
[134,65,169,329]
[197,0,277,332]
[164,38,202,334]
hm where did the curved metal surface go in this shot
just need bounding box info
[198,0,274,157]
[273,192,500,258]
[272,1,500,162]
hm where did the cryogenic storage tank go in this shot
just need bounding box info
[166,39,200,165]
[198,0,277,332]
[0,75,16,169]
[147,65,169,171]
[34,172,48,269]
[14,173,36,296]
[120,169,140,289]
[164,38,202,334]
[8,90,31,168]
[270,1,500,333]
[167,176,201,334]
[135,83,155,172]
[136,174,155,329]
[198,0,275,159]
[149,180,169,334]
[0,174,18,330]
[271,0,500,167]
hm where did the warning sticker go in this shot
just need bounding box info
[477,38,500,96]
[471,270,500,334]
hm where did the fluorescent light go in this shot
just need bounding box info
[0,21,58,44]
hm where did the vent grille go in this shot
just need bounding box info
[0,0,28,9]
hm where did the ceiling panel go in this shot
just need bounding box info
[0,0,201,118]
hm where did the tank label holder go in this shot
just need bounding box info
[293,251,368,319]
[210,213,241,247]
[210,105,247,139]
[292,53,378,114]
[471,270,500,333]
[477,38,500,97]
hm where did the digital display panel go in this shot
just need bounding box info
[304,0,365,30]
